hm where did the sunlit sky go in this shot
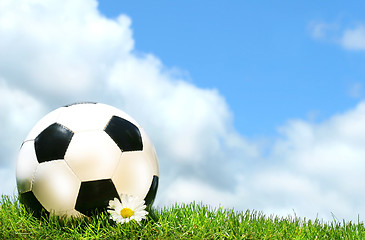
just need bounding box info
[1,0,365,222]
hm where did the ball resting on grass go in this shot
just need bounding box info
[16,102,159,218]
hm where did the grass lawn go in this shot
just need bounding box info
[1,195,364,239]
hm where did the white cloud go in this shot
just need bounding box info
[0,168,16,196]
[309,21,365,52]
[341,25,365,50]
[0,79,45,195]
[156,98,365,222]
[0,80,45,166]
[0,0,256,207]
[264,102,365,220]
[159,177,239,208]
[1,0,365,223]
[0,0,133,103]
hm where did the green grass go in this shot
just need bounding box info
[1,195,365,239]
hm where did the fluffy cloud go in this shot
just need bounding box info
[0,0,256,205]
[1,0,365,223]
[0,80,45,166]
[260,103,365,220]
[0,0,133,104]
[169,101,365,221]
[341,25,365,50]
[106,57,259,190]
[0,80,44,195]
[309,21,365,51]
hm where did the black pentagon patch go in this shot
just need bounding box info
[34,123,74,163]
[104,116,143,152]
[145,175,159,206]
[75,179,119,217]
[19,191,48,218]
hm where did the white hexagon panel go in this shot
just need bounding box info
[64,131,122,181]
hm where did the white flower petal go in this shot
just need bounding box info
[134,204,147,212]
[107,193,149,225]
[108,198,121,209]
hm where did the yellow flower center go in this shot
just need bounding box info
[120,208,134,218]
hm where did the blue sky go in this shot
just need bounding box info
[99,1,365,137]
[1,0,365,222]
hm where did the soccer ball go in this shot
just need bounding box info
[16,102,159,218]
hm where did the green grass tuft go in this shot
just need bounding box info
[1,194,365,239]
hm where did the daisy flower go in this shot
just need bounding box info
[107,194,148,225]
